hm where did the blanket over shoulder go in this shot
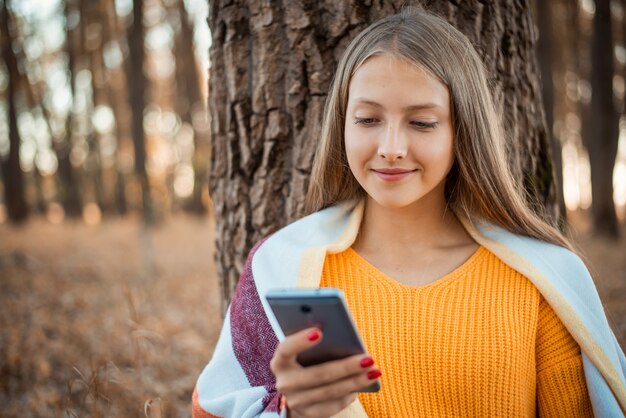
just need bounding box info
[193,200,626,418]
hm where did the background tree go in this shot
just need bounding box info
[537,0,567,227]
[586,0,620,238]
[208,0,556,314]
[127,0,154,224]
[0,0,28,223]
[101,0,131,216]
[82,0,109,215]
[172,0,208,215]
[57,0,84,218]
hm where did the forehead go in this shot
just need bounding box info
[348,54,449,109]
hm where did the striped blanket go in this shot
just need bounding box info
[193,200,626,417]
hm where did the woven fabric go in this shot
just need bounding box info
[193,239,282,418]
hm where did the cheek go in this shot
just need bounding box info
[442,135,455,169]
[344,127,370,168]
[418,135,455,173]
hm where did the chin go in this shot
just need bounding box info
[368,193,422,210]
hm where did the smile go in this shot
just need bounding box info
[371,168,418,182]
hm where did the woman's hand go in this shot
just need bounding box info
[269,327,382,418]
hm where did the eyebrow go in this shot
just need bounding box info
[353,98,443,111]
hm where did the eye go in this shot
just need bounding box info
[411,121,438,130]
[354,117,379,126]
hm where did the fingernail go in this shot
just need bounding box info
[367,369,382,380]
[307,329,320,342]
[360,357,374,368]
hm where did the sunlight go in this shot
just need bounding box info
[563,143,581,210]
[615,130,626,221]
[146,22,174,51]
[35,149,58,177]
[0,70,7,91]
[174,163,194,198]
[46,202,64,225]
[0,104,8,158]
[12,0,61,20]
[103,41,124,70]
[114,0,133,17]
[615,162,626,206]
[69,138,89,168]
[82,203,102,226]
[562,123,626,214]
[92,106,116,135]
[562,142,592,211]
[186,0,211,65]
[19,139,36,173]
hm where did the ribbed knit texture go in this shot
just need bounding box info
[320,246,593,417]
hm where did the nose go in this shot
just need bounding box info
[378,123,407,161]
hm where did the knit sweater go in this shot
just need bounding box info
[193,200,626,418]
[320,246,594,417]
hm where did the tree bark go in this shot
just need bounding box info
[209,0,557,314]
[1,0,29,223]
[587,0,619,238]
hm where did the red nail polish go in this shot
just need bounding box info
[307,329,320,341]
[367,369,382,380]
[360,357,374,368]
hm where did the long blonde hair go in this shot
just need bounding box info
[305,7,572,250]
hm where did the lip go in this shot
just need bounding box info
[372,168,417,181]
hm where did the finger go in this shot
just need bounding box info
[290,353,377,389]
[277,353,377,395]
[286,367,381,408]
[270,327,322,371]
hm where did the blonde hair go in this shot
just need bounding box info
[305,7,572,249]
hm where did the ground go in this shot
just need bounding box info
[0,212,624,417]
[0,214,220,417]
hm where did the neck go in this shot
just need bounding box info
[354,190,469,255]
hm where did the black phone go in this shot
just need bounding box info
[265,287,381,392]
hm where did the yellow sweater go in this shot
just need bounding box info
[320,246,593,417]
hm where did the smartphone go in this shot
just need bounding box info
[265,287,381,392]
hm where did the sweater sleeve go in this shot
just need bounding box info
[536,296,594,417]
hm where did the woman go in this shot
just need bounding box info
[193,7,626,418]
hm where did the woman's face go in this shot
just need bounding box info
[344,54,455,210]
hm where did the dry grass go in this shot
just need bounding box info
[567,211,626,349]
[0,214,221,417]
[0,212,624,417]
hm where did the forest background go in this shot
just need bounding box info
[1,0,625,417]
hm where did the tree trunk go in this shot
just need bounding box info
[1,0,29,223]
[127,0,154,224]
[82,0,109,215]
[32,158,47,214]
[101,0,130,216]
[209,0,557,314]
[174,1,208,215]
[536,0,567,228]
[587,0,619,238]
[58,0,83,219]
